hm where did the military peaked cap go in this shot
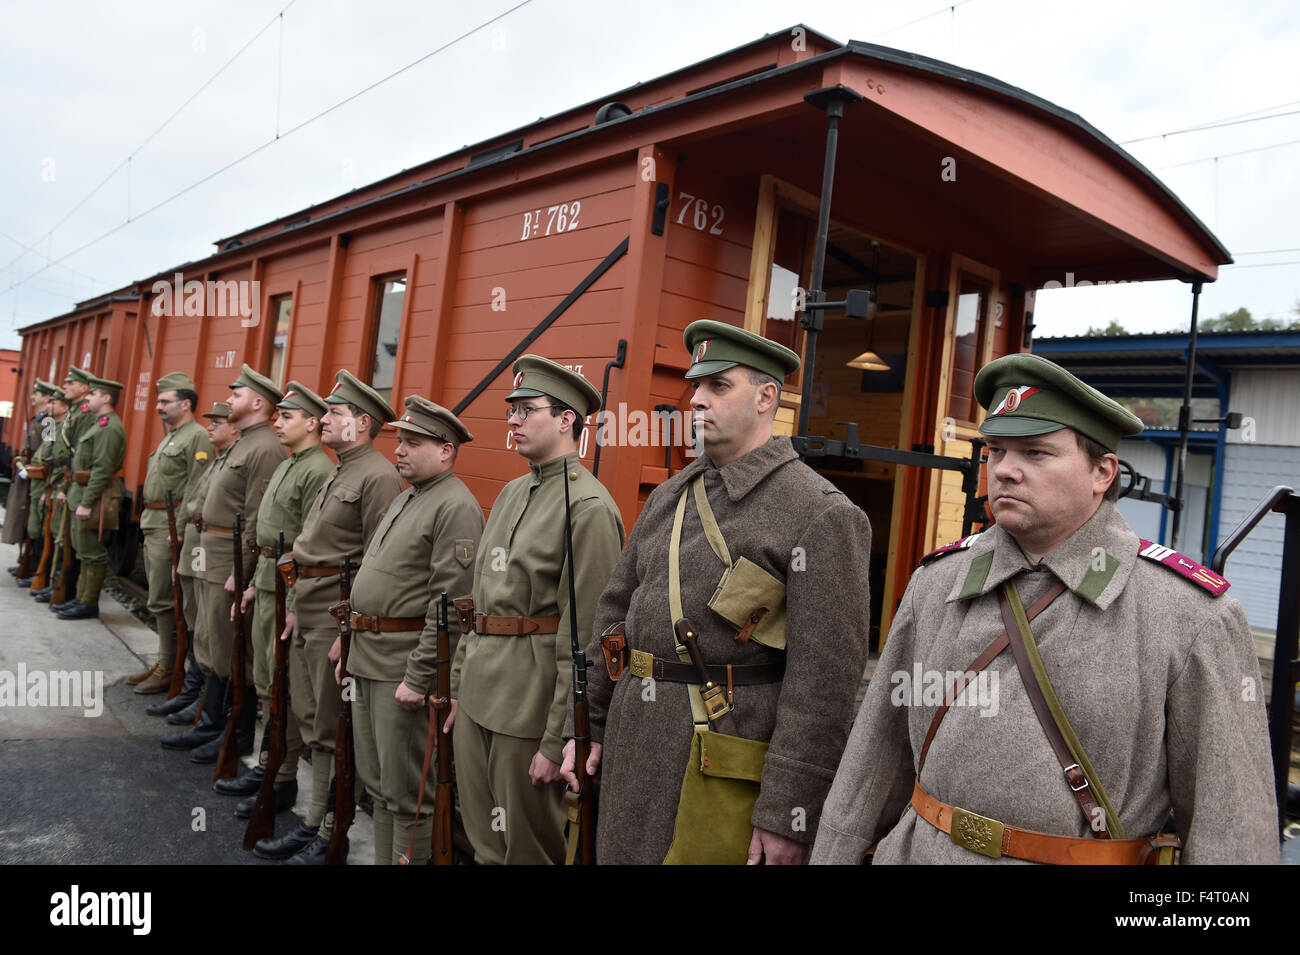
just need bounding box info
[683,319,801,382]
[505,355,602,417]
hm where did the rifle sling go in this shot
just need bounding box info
[997,580,1125,840]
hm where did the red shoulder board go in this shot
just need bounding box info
[98,415,109,427]
[1137,539,1230,596]
[921,533,981,564]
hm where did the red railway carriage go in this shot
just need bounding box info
[15,27,1228,643]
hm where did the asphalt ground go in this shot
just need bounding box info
[0,539,374,866]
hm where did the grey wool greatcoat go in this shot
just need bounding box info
[580,437,873,864]
[811,500,1279,865]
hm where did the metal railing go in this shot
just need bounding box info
[1212,485,1300,832]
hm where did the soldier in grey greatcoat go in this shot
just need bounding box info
[562,321,873,865]
[812,353,1279,865]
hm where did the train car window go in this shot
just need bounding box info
[368,275,406,405]
[764,208,811,385]
[267,295,293,387]
[946,272,990,424]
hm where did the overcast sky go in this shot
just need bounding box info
[1,0,1297,352]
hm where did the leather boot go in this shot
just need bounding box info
[235,779,298,819]
[134,662,171,695]
[57,600,99,620]
[253,822,318,860]
[216,763,264,797]
[219,728,270,796]
[191,685,256,763]
[160,675,226,750]
[126,663,156,685]
[16,576,33,588]
[286,833,342,865]
[31,586,53,601]
[147,657,202,717]
[165,695,202,725]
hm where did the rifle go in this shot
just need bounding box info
[562,465,597,865]
[51,495,74,606]
[325,555,355,865]
[164,491,190,698]
[244,534,291,849]
[17,532,32,580]
[213,513,247,785]
[30,485,56,591]
[400,592,455,866]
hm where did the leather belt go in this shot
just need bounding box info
[72,470,91,484]
[296,564,341,579]
[143,501,170,510]
[350,612,425,633]
[910,780,1172,865]
[474,612,561,636]
[188,515,204,529]
[257,545,279,558]
[627,649,784,685]
[203,524,235,537]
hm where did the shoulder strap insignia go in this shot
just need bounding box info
[921,533,981,565]
[98,415,109,426]
[1137,539,1230,596]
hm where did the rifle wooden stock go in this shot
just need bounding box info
[164,491,190,698]
[213,514,247,785]
[326,557,355,865]
[51,503,73,605]
[243,537,291,849]
[431,593,455,865]
[30,486,56,591]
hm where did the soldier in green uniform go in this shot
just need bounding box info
[16,381,62,586]
[56,375,127,620]
[162,366,285,760]
[150,403,239,721]
[253,370,403,864]
[7,381,52,574]
[561,323,874,865]
[447,355,625,865]
[216,382,333,816]
[37,367,94,606]
[129,373,213,694]
[812,354,1279,865]
[347,396,483,864]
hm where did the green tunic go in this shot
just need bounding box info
[253,443,333,598]
[140,419,213,531]
[450,451,625,763]
[349,467,484,693]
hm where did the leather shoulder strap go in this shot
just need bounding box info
[916,580,1066,776]
[998,581,1125,840]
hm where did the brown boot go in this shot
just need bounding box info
[126,664,156,685]
[134,662,172,695]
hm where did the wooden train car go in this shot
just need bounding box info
[15,27,1229,641]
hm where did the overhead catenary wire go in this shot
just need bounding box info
[0,0,536,301]
[1156,137,1300,170]
[2,0,301,275]
[869,0,975,40]
[1121,102,1300,145]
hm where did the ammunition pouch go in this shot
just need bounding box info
[599,621,628,681]
[26,465,48,480]
[276,553,298,588]
[707,556,787,650]
[453,596,475,635]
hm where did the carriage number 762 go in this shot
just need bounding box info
[520,202,581,240]
[676,193,724,235]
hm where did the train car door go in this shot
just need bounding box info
[743,176,920,650]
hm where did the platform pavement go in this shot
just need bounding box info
[0,539,374,865]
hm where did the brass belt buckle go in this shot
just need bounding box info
[629,649,654,680]
[949,806,1004,859]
